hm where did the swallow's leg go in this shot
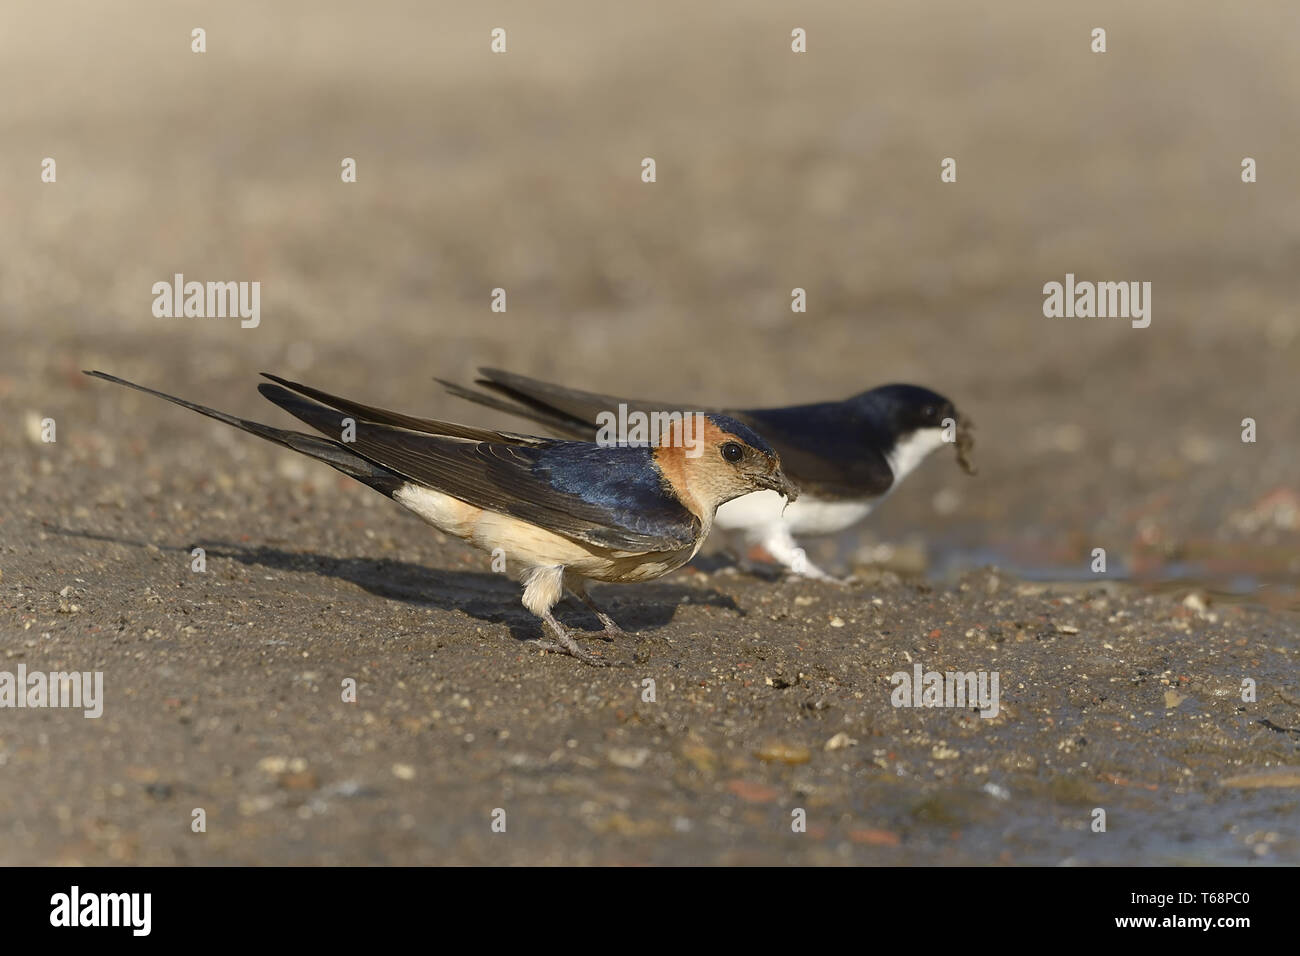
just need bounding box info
[564,575,624,641]
[521,565,609,665]
[752,526,856,585]
[535,609,610,666]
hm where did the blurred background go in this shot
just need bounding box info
[2,0,1297,599]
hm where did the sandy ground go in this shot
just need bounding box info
[1,1,1298,864]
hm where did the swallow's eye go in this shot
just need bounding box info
[720,442,745,463]
[922,405,937,421]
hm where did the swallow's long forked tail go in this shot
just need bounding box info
[84,370,408,496]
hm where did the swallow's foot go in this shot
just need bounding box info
[576,608,624,642]
[537,609,611,665]
[593,617,625,642]
[531,637,610,665]
[731,554,786,581]
[565,580,625,642]
[740,531,852,583]
[786,567,858,587]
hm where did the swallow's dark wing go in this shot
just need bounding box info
[260,381,701,553]
[437,368,698,441]
[262,373,546,446]
[729,404,895,500]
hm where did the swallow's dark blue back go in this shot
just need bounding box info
[736,401,895,498]
[529,442,699,545]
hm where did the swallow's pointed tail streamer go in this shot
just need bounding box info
[83,370,405,495]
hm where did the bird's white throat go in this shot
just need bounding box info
[885,427,948,485]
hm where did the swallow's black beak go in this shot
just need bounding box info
[756,467,799,503]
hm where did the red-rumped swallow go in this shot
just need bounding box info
[85,371,796,664]
[440,369,974,582]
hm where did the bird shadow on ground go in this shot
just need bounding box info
[47,525,746,645]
